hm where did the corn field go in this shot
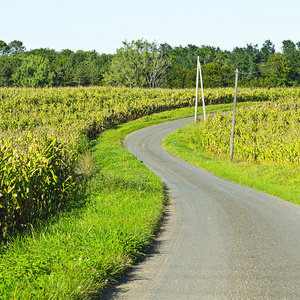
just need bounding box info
[197,95,300,164]
[0,135,77,233]
[1,86,299,233]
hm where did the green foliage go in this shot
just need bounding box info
[105,39,169,88]
[12,54,55,87]
[0,40,9,55]
[1,39,300,88]
[0,45,112,88]
[165,39,300,88]
[167,65,194,88]
[167,63,235,89]
[195,95,300,164]
[258,53,292,87]
[201,63,234,87]
[0,40,25,55]
[260,39,276,63]
[0,135,78,234]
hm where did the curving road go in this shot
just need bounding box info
[103,117,300,299]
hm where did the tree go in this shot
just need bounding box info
[0,38,299,88]
[95,54,113,85]
[260,53,291,87]
[143,43,170,88]
[167,65,189,88]
[12,55,55,87]
[168,44,217,70]
[281,40,300,85]
[202,63,234,88]
[8,40,25,54]
[282,40,296,55]
[198,45,217,65]
[260,40,275,63]
[105,40,147,87]
[56,49,74,86]
[225,44,262,85]
[0,55,19,86]
[0,40,9,55]
[105,40,169,88]
[214,49,231,65]
[159,43,172,58]
[58,50,99,86]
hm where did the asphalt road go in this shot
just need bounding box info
[102,117,300,299]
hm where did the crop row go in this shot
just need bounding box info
[197,96,300,164]
[1,87,196,233]
[1,87,300,144]
[1,86,299,233]
[0,135,77,234]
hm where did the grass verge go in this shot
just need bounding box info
[163,118,300,206]
[0,102,256,299]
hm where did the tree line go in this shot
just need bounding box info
[0,39,300,88]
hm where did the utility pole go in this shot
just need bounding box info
[194,57,200,123]
[194,56,206,123]
[229,68,239,162]
[199,59,206,121]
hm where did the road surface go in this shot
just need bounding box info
[102,117,300,299]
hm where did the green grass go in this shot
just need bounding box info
[0,103,242,299]
[163,121,300,206]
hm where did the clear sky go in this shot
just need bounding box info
[1,0,299,54]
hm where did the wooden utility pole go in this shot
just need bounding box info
[229,68,239,162]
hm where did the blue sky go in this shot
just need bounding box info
[1,0,299,54]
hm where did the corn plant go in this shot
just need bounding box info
[196,96,300,164]
[0,135,77,234]
[1,86,300,234]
